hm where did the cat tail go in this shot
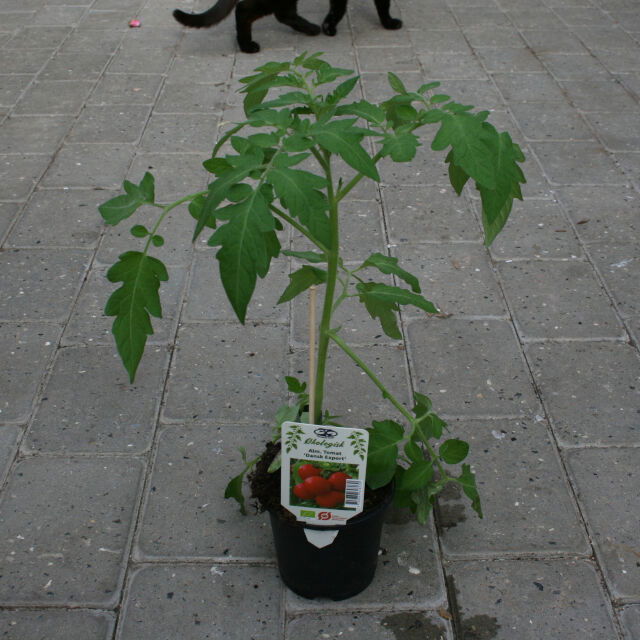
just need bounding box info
[173,0,238,28]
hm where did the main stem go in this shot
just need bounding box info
[312,151,340,423]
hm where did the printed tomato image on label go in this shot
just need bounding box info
[281,422,369,527]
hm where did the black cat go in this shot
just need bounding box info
[173,0,402,54]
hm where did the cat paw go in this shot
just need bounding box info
[322,21,337,36]
[382,18,402,30]
[306,23,321,35]
[240,40,260,53]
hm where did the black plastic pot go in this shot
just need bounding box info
[268,483,394,600]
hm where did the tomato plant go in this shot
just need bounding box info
[100,52,525,525]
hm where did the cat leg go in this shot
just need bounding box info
[322,0,346,36]
[374,0,402,29]
[274,8,321,35]
[235,0,273,53]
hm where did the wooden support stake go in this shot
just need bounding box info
[308,285,317,423]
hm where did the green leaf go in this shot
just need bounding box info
[277,265,327,304]
[105,251,169,382]
[282,250,326,263]
[412,489,434,524]
[202,157,233,175]
[224,471,247,515]
[381,131,421,162]
[285,375,306,394]
[130,224,149,238]
[355,282,402,339]
[310,120,380,181]
[431,112,497,190]
[335,100,386,125]
[439,438,470,464]
[476,129,526,246]
[418,81,441,93]
[415,413,446,443]
[361,253,421,293]
[446,150,470,196]
[327,76,360,104]
[399,459,434,491]
[99,173,155,226]
[194,154,263,242]
[267,165,331,248]
[367,420,404,489]
[208,188,278,323]
[404,439,423,463]
[388,72,407,94]
[459,464,483,518]
[357,282,438,315]
[151,234,164,247]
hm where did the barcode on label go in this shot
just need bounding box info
[344,479,363,507]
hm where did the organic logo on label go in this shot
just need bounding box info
[300,510,315,518]
[314,427,338,439]
[318,512,332,521]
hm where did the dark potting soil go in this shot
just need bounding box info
[248,440,390,523]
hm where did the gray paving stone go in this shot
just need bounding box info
[594,49,640,74]
[0,50,57,74]
[451,7,513,27]
[447,558,619,639]
[166,54,234,83]
[499,259,625,339]
[589,242,640,318]
[586,111,640,152]
[616,152,640,186]
[393,243,506,317]
[6,188,105,248]
[559,78,639,111]
[32,5,86,25]
[0,426,20,485]
[135,424,275,559]
[162,322,289,424]
[338,199,387,261]
[381,185,482,244]
[0,154,51,200]
[185,254,288,323]
[59,29,122,54]
[531,141,624,185]
[79,9,131,29]
[67,105,151,144]
[0,610,115,639]
[0,323,59,424]
[285,611,453,640]
[521,28,588,54]
[488,198,583,260]
[476,47,547,73]
[0,115,73,154]
[86,73,163,107]
[107,30,177,74]
[407,29,472,54]
[14,80,95,116]
[41,143,134,189]
[0,202,20,241]
[286,516,445,612]
[6,26,72,49]
[63,265,186,346]
[379,144,449,186]
[117,565,282,639]
[417,52,487,79]
[566,447,640,600]
[407,318,540,417]
[621,606,640,639]
[140,113,221,153]
[360,71,421,103]
[463,25,526,48]
[290,343,411,426]
[154,82,228,113]
[539,52,610,79]
[0,75,33,109]
[24,345,168,453]
[0,248,89,322]
[39,52,111,83]
[509,101,594,141]
[555,185,640,244]
[528,341,640,446]
[438,418,589,557]
[0,456,144,606]
[491,72,567,103]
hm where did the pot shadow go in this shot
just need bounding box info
[381,612,447,640]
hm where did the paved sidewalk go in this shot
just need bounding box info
[1,0,639,637]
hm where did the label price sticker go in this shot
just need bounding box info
[281,421,369,526]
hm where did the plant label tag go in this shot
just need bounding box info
[281,421,369,527]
